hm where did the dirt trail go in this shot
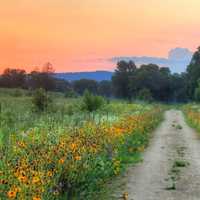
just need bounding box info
[111,110,200,200]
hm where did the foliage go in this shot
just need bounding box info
[194,79,200,102]
[98,80,112,97]
[112,60,136,99]
[183,104,200,131]
[0,68,26,88]
[32,88,52,112]
[187,47,200,99]
[137,88,153,102]
[73,79,98,95]
[81,90,105,112]
[65,88,77,98]
[0,100,163,200]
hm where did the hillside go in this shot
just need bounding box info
[55,71,113,81]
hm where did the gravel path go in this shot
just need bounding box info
[111,110,200,200]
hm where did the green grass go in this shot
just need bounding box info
[0,88,164,200]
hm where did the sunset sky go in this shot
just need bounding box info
[1,0,200,72]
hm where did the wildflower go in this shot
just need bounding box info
[32,176,40,184]
[137,146,145,152]
[70,143,77,151]
[13,186,21,193]
[53,190,59,196]
[123,192,128,200]
[58,158,65,164]
[47,170,53,177]
[7,189,17,199]
[18,175,28,183]
[75,155,81,161]
[17,141,26,148]
[33,196,41,200]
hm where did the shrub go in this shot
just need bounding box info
[194,80,200,102]
[81,90,105,112]
[12,89,24,97]
[32,88,52,112]
[0,107,163,200]
[65,89,77,98]
[137,88,153,102]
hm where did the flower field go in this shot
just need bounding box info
[0,92,163,200]
[183,104,200,131]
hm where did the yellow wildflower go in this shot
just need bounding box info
[7,189,17,199]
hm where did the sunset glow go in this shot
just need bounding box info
[1,0,200,72]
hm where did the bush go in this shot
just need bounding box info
[137,88,153,102]
[32,88,52,112]
[12,89,24,97]
[194,80,200,102]
[65,89,77,98]
[81,90,105,112]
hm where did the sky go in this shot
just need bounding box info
[0,0,200,73]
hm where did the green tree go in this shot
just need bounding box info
[187,47,200,99]
[0,68,26,88]
[137,88,153,102]
[170,73,188,102]
[194,79,200,102]
[28,62,56,91]
[112,60,136,99]
[130,64,171,102]
[98,80,112,97]
[73,79,98,95]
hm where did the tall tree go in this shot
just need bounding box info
[0,68,26,88]
[28,63,56,91]
[170,73,188,102]
[112,60,136,99]
[98,80,112,97]
[73,79,98,95]
[186,47,200,99]
[130,64,171,101]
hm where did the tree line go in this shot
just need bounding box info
[1,47,200,102]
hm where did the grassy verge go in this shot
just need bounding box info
[182,104,200,132]
[0,106,164,200]
[0,90,164,200]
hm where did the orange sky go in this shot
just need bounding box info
[0,0,200,72]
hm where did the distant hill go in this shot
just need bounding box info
[55,71,113,82]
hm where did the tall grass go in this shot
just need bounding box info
[0,89,163,199]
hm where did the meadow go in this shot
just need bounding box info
[183,104,200,131]
[0,89,163,200]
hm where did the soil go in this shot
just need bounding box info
[110,110,200,200]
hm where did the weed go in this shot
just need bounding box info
[173,160,189,168]
[175,124,183,130]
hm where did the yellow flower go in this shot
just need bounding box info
[32,176,40,184]
[17,141,26,148]
[123,192,128,200]
[75,155,81,161]
[18,175,28,183]
[7,189,17,199]
[47,170,53,177]
[70,143,77,151]
[33,196,41,200]
[58,158,65,164]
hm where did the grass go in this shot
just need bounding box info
[0,88,164,200]
[183,103,200,133]
[175,124,183,130]
[173,160,189,168]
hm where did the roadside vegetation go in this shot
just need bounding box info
[1,46,200,199]
[0,89,163,200]
[183,104,200,132]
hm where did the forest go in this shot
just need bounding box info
[1,47,200,103]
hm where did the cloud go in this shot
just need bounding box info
[109,48,193,73]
